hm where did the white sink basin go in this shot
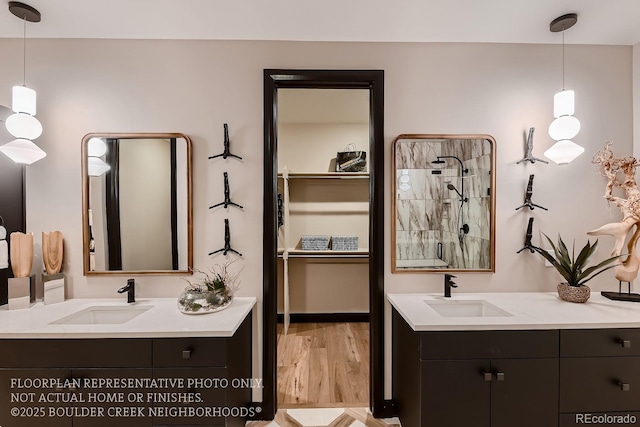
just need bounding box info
[50,305,153,325]
[425,299,512,318]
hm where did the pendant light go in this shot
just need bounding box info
[544,13,584,165]
[87,137,111,177]
[0,2,46,165]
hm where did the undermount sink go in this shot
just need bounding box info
[425,299,512,318]
[50,305,153,325]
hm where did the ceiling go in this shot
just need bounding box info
[0,0,639,45]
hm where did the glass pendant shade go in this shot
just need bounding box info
[544,140,585,165]
[12,85,37,115]
[553,90,574,118]
[87,157,111,177]
[548,115,580,141]
[0,139,46,165]
[87,138,107,157]
[5,113,43,140]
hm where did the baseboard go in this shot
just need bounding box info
[277,312,369,323]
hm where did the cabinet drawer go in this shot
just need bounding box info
[153,338,226,367]
[0,339,152,368]
[560,357,640,413]
[561,329,640,357]
[420,330,558,360]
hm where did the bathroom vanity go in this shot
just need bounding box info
[389,293,640,427]
[0,297,255,427]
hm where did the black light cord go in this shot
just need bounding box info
[22,13,27,85]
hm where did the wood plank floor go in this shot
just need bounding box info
[277,322,369,408]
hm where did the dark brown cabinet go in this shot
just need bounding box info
[393,309,559,427]
[0,313,252,427]
[393,309,640,427]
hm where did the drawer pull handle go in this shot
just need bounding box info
[495,372,505,381]
[182,350,191,359]
[619,382,631,392]
[619,339,632,348]
[482,372,493,382]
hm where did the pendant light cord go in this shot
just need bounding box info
[22,13,27,86]
[562,26,565,90]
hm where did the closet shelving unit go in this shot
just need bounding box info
[277,167,370,333]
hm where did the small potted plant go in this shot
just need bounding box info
[533,233,621,303]
[178,261,240,314]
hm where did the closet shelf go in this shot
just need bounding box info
[278,249,369,259]
[278,172,369,180]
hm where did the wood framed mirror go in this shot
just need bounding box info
[81,133,193,275]
[392,134,496,272]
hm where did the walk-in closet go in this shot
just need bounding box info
[276,89,370,408]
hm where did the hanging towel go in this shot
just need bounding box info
[0,225,8,269]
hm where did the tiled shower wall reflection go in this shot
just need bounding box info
[395,139,491,269]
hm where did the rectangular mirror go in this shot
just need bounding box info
[81,133,193,275]
[392,134,496,272]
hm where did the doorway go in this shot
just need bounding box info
[263,70,388,419]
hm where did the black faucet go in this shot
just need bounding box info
[118,279,136,303]
[444,274,458,298]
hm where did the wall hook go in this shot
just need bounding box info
[208,123,242,160]
[516,217,538,254]
[209,218,242,256]
[209,172,243,210]
[515,174,548,211]
[517,127,548,164]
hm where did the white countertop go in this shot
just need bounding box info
[0,297,256,338]
[388,292,640,331]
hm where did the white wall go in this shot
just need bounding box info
[0,39,633,400]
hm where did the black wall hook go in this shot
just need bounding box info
[515,174,548,211]
[517,127,549,165]
[208,123,242,160]
[516,217,539,254]
[209,172,243,210]
[209,218,242,256]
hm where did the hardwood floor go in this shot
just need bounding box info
[277,322,369,408]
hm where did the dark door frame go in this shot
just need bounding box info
[262,69,391,419]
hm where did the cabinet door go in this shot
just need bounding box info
[491,358,558,427]
[0,368,72,427]
[421,360,491,427]
[152,368,226,426]
[72,368,153,427]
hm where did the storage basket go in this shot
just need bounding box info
[301,235,330,251]
[331,235,359,251]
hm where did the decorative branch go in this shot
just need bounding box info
[591,142,640,287]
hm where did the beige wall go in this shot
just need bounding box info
[0,39,633,400]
